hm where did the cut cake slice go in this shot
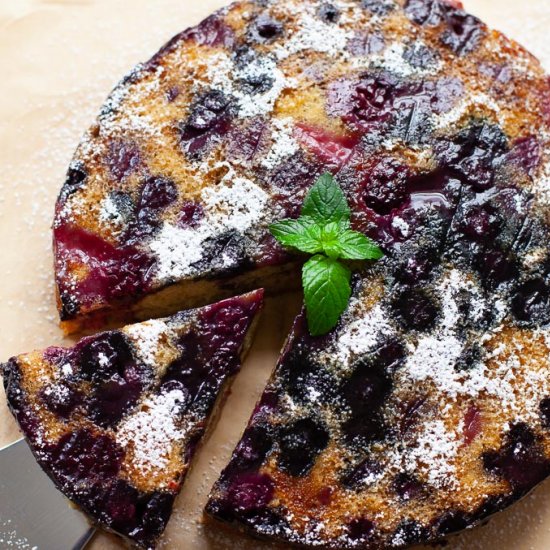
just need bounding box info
[2,290,263,549]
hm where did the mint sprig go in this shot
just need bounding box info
[270,173,383,336]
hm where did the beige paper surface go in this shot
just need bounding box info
[0,1,549,548]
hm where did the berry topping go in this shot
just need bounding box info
[43,346,72,366]
[249,15,284,42]
[106,140,141,182]
[183,14,235,49]
[439,7,485,55]
[394,250,439,284]
[342,458,381,490]
[405,0,447,25]
[457,203,502,242]
[435,511,469,535]
[270,152,321,217]
[196,231,251,275]
[295,124,359,170]
[361,0,395,15]
[137,176,178,211]
[239,72,275,96]
[346,516,375,542]
[540,398,550,429]
[361,158,411,215]
[277,418,329,477]
[102,480,139,529]
[392,520,430,546]
[48,429,124,483]
[463,405,482,445]
[40,382,83,418]
[87,368,143,428]
[391,287,439,331]
[76,332,134,382]
[393,473,426,501]
[280,347,338,404]
[472,247,516,286]
[483,423,550,491]
[55,224,155,316]
[341,360,391,446]
[126,176,178,243]
[318,3,341,23]
[227,118,269,163]
[342,413,387,447]
[507,136,541,176]
[58,164,87,204]
[177,201,204,228]
[347,31,385,56]
[342,360,392,413]
[226,473,274,512]
[342,73,397,132]
[180,91,233,159]
[200,298,259,343]
[329,73,462,141]
[511,279,550,325]
[437,122,508,190]
[224,425,273,478]
[403,42,439,69]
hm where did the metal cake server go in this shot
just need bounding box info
[0,438,96,550]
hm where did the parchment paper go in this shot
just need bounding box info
[0,1,549,548]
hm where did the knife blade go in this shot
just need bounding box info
[0,438,96,550]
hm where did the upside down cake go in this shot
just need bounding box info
[2,290,263,549]
[49,0,550,546]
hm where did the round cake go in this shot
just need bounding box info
[50,0,550,548]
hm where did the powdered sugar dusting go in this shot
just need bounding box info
[201,175,269,232]
[532,157,550,207]
[261,118,299,170]
[150,175,269,282]
[117,389,188,479]
[403,419,461,489]
[149,224,205,282]
[435,91,504,130]
[205,52,296,118]
[99,194,124,229]
[124,319,172,368]
[353,41,442,77]
[0,519,37,550]
[274,12,353,61]
[332,302,393,367]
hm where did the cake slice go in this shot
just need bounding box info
[2,290,263,549]
[53,0,550,333]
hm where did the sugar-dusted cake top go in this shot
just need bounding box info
[2,290,263,549]
[54,0,550,332]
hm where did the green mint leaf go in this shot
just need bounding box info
[302,254,351,336]
[333,230,384,260]
[319,221,343,260]
[269,217,323,254]
[301,173,350,226]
